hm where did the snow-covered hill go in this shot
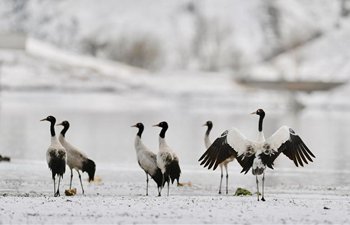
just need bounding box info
[247,21,350,81]
[0,0,349,111]
[0,0,348,73]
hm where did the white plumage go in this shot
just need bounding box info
[199,109,315,201]
[203,121,235,194]
[41,116,67,197]
[156,149,173,175]
[57,120,96,195]
[154,121,181,196]
[132,123,164,196]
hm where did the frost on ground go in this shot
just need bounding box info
[0,160,349,224]
[1,195,349,224]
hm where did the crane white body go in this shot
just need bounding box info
[57,120,96,195]
[154,121,181,196]
[41,116,66,197]
[132,123,164,196]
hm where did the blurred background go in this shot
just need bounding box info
[0,0,349,186]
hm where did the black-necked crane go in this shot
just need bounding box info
[40,115,67,197]
[203,121,235,194]
[131,122,165,196]
[56,120,96,195]
[199,109,315,201]
[153,121,181,196]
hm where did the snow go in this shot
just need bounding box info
[1,38,348,113]
[1,1,349,100]
[0,1,349,224]
[247,22,350,81]
[1,0,347,70]
[1,195,349,224]
[0,160,349,224]
[26,38,146,80]
[0,38,290,113]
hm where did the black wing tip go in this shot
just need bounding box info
[213,163,219,170]
[284,132,316,167]
[198,154,206,161]
[267,164,274,169]
[309,152,316,158]
[200,136,236,171]
[240,167,250,174]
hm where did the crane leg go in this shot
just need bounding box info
[261,172,265,201]
[218,164,223,194]
[167,180,170,196]
[55,176,61,197]
[53,176,56,196]
[158,173,165,197]
[158,186,161,197]
[77,170,85,195]
[225,164,229,195]
[256,175,259,201]
[145,173,149,196]
[69,169,73,189]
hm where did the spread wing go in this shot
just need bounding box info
[198,128,255,170]
[236,153,256,174]
[263,126,315,168]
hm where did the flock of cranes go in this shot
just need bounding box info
[41,116,96,197]
[132,122,181,196]
[40,109,315,201]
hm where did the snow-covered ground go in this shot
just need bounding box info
[2,194,349,224]
[1,160,349,224]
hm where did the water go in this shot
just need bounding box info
[0,91,350,188]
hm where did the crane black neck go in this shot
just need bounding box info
[159,126,168,138]
[206,124,213,136]
[60,125,69,137]
[258,114,265,132]
[50,121,56,137]
[137,125,144,138]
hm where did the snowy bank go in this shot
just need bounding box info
[0,160,349,224]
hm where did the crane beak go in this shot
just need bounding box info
[131,124,137,128]
[250,111,257,115]
[202,123,207,127]
[56,122,63,126]
[152,124,159,127]
[40,118,47,122]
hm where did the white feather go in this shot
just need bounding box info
[134,136,159,176]
[266,126,291,151]
[46,136,66,165]
[226,128,256,156]
[257,131,266,142]
[252,156,265,171]
[58,134,87,170]
[204,134,211,149]
[156,137,175,173]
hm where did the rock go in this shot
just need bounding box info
[65,188,77,196]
